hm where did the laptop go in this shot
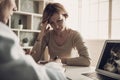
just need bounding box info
[82,40,120,80]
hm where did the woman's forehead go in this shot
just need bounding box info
[50,13,63,22]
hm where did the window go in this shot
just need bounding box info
[80,0,109,39]
[53,0,120,39]
[80,0,120,39]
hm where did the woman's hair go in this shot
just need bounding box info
[42,3,68,23]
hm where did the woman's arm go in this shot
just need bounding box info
[31,35,47,62]
[31,22,50,62]
[62,31,91,66]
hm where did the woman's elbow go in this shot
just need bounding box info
[84,59,91,66]
[82,58,91,67]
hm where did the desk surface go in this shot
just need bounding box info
[64,66,95,80]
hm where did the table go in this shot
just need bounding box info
[64,66,95,80]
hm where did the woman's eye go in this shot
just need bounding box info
[58,19,63,23]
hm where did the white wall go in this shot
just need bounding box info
[85,39,105,66]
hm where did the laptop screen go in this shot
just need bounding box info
[96,40,120,79]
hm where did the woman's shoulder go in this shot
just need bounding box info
[68,28,80,35]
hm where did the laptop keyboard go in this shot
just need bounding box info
[82,72,118,80]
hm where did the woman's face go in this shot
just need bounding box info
[49,13,66,32]
[0,0,17,24]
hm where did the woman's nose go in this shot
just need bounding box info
[54,23,59,28]
[56,25,59,29]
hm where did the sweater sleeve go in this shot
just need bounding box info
[64,31,91,66]
[38,32,50,61]
[31,32,49,62]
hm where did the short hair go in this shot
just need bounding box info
[42,3,68,23]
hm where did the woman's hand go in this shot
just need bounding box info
[39,56,62,65]
[53,56,62,63]
[55,58,62,63]
[40,21,50,36]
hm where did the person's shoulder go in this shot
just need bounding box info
[68,28,80,35]
[0,22,12,37]
[0,22,9,31]
[0,22,19,43]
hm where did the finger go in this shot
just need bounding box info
[43,21,48,26]
[41,21,48,30]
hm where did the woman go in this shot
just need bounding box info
[0,0,67,80]
[31,3,91,66]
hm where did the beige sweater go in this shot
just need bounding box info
[39,29,91,66]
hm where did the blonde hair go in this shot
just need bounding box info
[42,3,68,23]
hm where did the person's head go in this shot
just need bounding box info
[42,3,68,32]
[0,0,17,24]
